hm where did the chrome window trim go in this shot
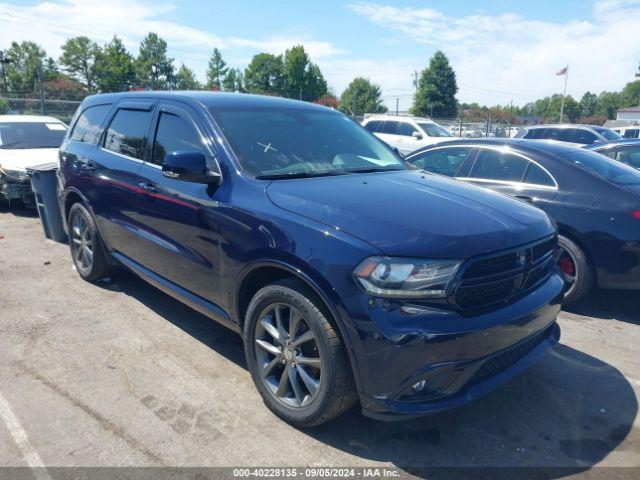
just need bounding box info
[99,146,143,164]
[407,144,559,189]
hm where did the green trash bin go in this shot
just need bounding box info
[26,162,67,243]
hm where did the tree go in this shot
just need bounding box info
[174,64,200,90]
[412,50,458,117]
[339,77,386,116]
[621,80,640,107]
[59,36,100,91]
[43,78,88,100]
[42,57,62,82]
[94,36,136,92]
[4,41,46,94]
[222,68,244,92]
[281,45,327,101]
[135,32,175,90]
[579,91,598,118]
[315,94,339,109]
[244,53,285,95]
[596,91,622,119]
[205,48,228,90]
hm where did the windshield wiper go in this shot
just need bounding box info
[345,167,404,174]
[255,171,348,180]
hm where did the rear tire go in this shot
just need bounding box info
[558,234,594,304]
[68,202,114,282]
[243,279,358,427]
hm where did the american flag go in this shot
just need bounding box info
[556,66,568,76]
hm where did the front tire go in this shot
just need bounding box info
[68,202,113,282]
[243,279,357,427]
[557,234,594,304]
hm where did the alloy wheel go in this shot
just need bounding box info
[70,212,94,273]
[254,303,322,408]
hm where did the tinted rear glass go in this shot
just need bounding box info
[70,104,111,143]
[0,121,67,149]
[104,109,153,160]
[562,150,640,187]
[593,127,622,141]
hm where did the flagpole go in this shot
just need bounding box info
[559,66,568,123]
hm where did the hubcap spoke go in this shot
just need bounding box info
[274,305,288,341]
[260,317,284,345]
[275,367,290,397]
[288,365,304,405]
[256,339,281,356]
[297,365,319,395]
[262,356,281,377]
[291,330,314,348]
[294,355,321,368]
[289,310,300,340]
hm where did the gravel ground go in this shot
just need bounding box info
[0,204,639,479]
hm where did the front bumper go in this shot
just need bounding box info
[0,176,34,204]
[349,271,564,419]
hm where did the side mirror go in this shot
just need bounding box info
[412,131,423,140]
[162,150,220,185]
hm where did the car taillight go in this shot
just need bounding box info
[632,211,640,220]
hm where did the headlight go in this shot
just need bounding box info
[353,256,461,299]
[0,167,28,182]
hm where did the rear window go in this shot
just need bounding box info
[562,150,640,187]
[593,127,622,141]
[70,104,111,143]
[104,109,153,160]
[0,121,67,149]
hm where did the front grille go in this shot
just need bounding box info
[453,236,557,311]
[469,325,553,386]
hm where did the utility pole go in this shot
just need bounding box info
[395,97,399,116]
[559,66,569,123]
[36,66,46,115]
[412,70,418,90]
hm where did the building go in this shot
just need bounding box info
[616,106,640,121]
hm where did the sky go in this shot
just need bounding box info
[1,0,639,110]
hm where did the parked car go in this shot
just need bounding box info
[0,115,67,206]
[59,92,563,426]
[586,139,640,169]
[405,139,640,303]
[514,124,622,146]
[611,126,640,139]
[362,115,453,155]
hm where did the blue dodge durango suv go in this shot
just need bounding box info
[58,92,564,426]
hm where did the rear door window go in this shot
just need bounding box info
[523,163,556,187]
[70,104,112,143]
[524,128,545,139]
[469,149,528,182]
[104,109,153,160]
[573,129,598,144]
[381,121,400,135]
[408,147,472,176]
[364,120,382,133]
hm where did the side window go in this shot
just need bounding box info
[364,120,381,133]
[382,121,399,135]
[397,122,417,137]
[523,163,555,187]
[524,128,544,139]
[542,128,571,142]
[597,148,617,159]
[104,109,153,160]
[469,149,528,182]
[573,129,598,144]
[623,128,640,139]
[70,104,111,143]
[152,112,203,166]
[616,145,640,169]
[409,147,472,177]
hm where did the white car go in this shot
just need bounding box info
[612,126,640,139]
[362,115,453,156]
[0,115,67,206]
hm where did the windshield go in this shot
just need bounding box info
[209,107,404,178]
[417,123,453,137]
[0,121,67,149]
[562,150,640,187]
[593,127,622,141]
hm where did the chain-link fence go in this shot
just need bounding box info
[0,96,80,124]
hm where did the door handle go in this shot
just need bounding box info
[138,182,158,194]
[514,195,534,204]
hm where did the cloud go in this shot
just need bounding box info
[0,0,344,81]
[348,0,640,106]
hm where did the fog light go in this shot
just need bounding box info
[412,380,426,392]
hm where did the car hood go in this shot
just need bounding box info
[266,170,555,259]
[0,148,59,172]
